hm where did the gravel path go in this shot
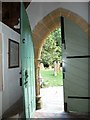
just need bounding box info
[40,86,64,113]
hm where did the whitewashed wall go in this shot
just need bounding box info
[0,33,3,119]
[27,2,88,30]
[0,22,22,118]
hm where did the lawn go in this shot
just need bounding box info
[40,69,63,88]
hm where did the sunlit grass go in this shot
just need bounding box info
[40,69,63,88]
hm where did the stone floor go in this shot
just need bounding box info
[34,111,89,119]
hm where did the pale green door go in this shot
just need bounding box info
[61,17,88,113]
[20,2,36,118]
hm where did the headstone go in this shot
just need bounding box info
[57,61,60,74]
[49,65,52,70]
[40,63,44,70]
[54,61,57,76]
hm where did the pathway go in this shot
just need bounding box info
[39,86,64,113]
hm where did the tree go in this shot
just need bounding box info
[41,27,62,67]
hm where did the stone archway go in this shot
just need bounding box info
[32,8,88,109]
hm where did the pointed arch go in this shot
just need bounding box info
[32,8,88,60]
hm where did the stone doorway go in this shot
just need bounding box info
[32,8,88,110]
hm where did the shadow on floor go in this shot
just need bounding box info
[34,111,90,119]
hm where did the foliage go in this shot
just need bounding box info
[41,27,62,67]
[40,69,63,88]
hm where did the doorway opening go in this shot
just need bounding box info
[39,27,64,113]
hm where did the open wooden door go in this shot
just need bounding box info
[20,2,36,118]
[61,16,88,113]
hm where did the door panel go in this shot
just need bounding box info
[20,2,36,118]
[61,17,88,113]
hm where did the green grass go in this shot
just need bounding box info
[40,69,63,88]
